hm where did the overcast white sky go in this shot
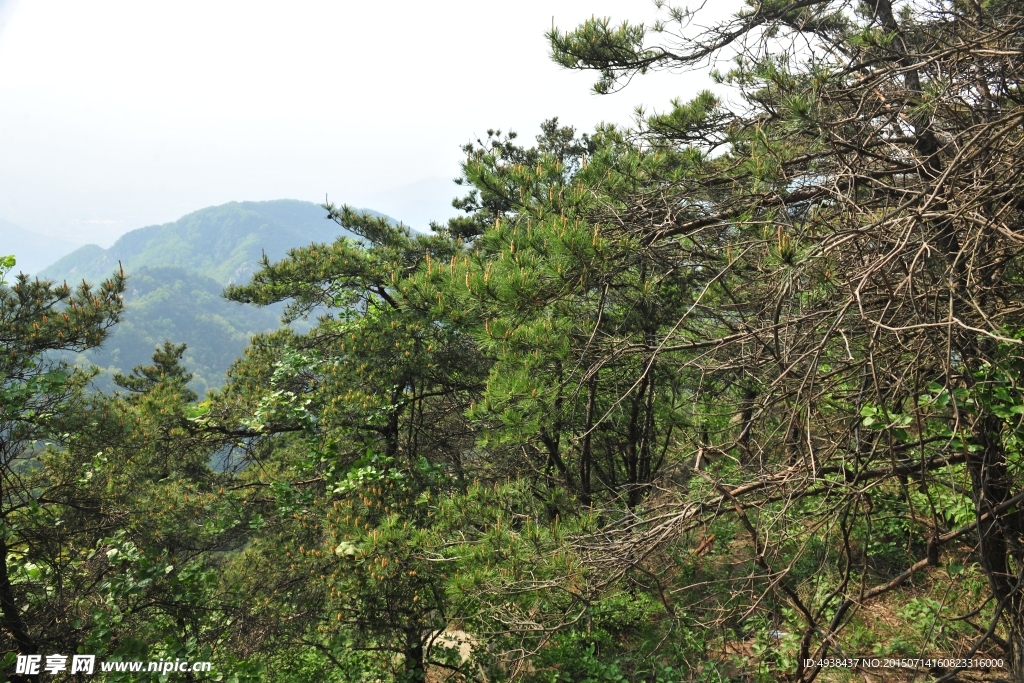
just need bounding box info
[0,0,730,268]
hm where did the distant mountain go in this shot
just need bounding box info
[38,199,395,394]
[70,266,285,397]
[39,199,386,286]
[0,219,84,276]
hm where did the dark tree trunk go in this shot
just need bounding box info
[403,627,425,683]
[968,414,1024,680]
[0,536,39,683]
[579,373,598,506]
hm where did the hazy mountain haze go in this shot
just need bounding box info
[0,0,728,248]
[0,218,84,275]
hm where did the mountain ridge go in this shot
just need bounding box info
[39,199,388,285]
[36,199,393,394]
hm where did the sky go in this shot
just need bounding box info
[0,0,731,272]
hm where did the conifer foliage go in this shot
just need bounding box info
[0,260,124,676]
[5,1,1024,681]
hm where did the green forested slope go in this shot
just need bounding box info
[68,266,284,396]
[39,199,377,286]
[8,2,1024,681]
[38,200,392,392]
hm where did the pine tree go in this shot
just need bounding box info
[548,0,1024,678]
[216,209,487,682]
[114,341,195,397]
[0,261,124,676]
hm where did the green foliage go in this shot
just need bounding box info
[113,341,195,395]
[0,262,126,666]
[70,266,285,395]
[436,120,702,508]
[10,1,1024,680]
[548,17,657,94]
[0,255,14,285]
[37,201,397,394]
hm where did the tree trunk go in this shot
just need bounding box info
[579,373,598,506]
[1008,598,1024,683]
[969,414,1024,680]
[403,627,425,683]
[0,536,39,683]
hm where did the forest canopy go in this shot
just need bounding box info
[4,0,1024,681]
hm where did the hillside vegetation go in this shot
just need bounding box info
[66,266,283,396]
[4,2,1024,683]
[40,199,375,286]
[39,199,386,392]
